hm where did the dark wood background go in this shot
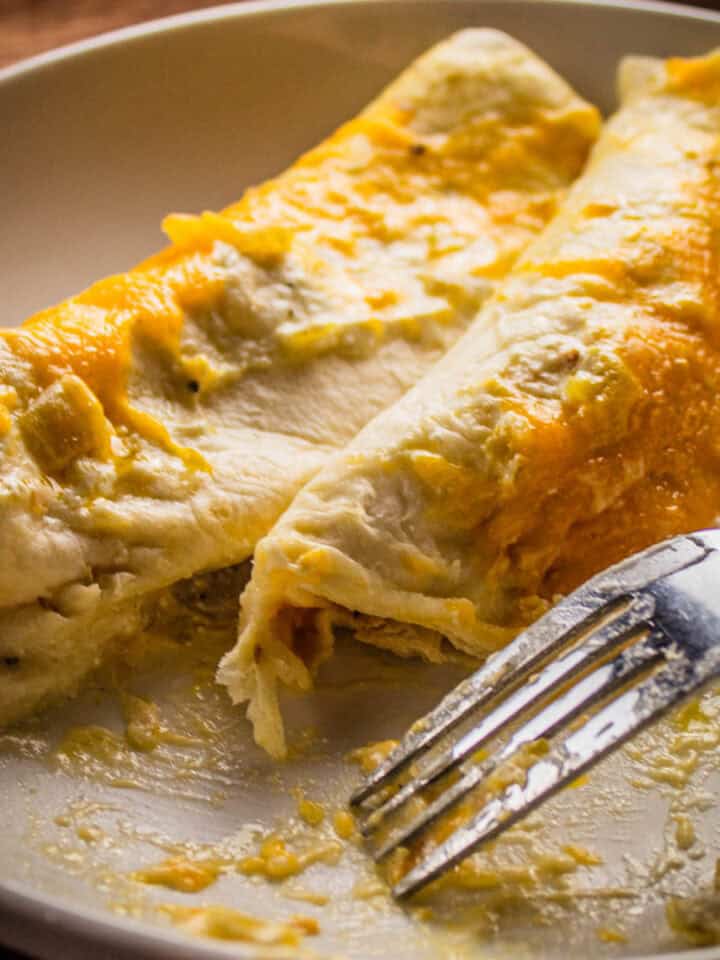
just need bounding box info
[2,0,720,68]
[0,0,242,67]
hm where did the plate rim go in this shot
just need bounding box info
[2,0,720,85]
[2,0,720,957]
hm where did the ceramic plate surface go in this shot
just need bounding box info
[2,2,720,958]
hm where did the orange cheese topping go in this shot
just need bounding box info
[482,152,720,609]
[4,256,223,469]
[160,904,319,946]
[1,53,594,476]
[349,95,720,638]
[492,328,720,600]
[131,856,221,893]
[667,51,720,102]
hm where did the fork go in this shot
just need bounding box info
[350,530,720,899]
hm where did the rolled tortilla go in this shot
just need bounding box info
[0,30,598,727]
[221,49,720,757]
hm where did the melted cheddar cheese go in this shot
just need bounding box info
[221,48,720,757]
[0,31,598,730]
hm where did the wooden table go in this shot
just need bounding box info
[0,0,246,69]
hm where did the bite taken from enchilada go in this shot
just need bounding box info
[221,49,720,757]
[0,31,600,728]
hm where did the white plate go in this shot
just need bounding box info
[2,2,720,958]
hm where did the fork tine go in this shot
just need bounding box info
[392,635,720,899]
[360,593,654,836]
[373,624,666,862]
[351,589,616,808]
[350,644,552,808]
[351,535,707,809]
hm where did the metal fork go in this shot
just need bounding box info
[350,530,720,900]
